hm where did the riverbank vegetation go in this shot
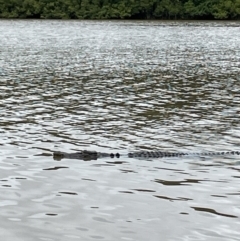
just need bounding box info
[0,0,239,20]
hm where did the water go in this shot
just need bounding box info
[0,20,240,241]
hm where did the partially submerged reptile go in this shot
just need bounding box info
[53,150,240,161]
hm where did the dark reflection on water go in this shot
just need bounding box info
[0,20,240,241]
[191,206,238,218]
[155,179,191,186]
[154,178,205,185]
[132,189,156,192]
[43,166,68,171]
[119,191,135,194]
[2,185,11,187]
[58,192,78,196]
[106,161,128,165]
[226,192,240,196]
[81,178,96,182]
[154,195,193,202]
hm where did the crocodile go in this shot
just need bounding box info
[53,150,240,161]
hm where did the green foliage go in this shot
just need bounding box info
[22,0,41,18]
[0,0,239,19]
[184,0,198,18]
[212,0,240,19]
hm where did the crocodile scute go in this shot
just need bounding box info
[53,150,240,161]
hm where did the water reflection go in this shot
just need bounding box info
[191,206,238,218]
[43,166,68,171]
[154,195,192,202]
[154,179,197,185]
[58,192,78,196]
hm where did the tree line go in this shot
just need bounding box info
[0,0,239,20]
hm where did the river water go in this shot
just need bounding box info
[0,20,240,241]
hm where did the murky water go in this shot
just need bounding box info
[0,20,240,241]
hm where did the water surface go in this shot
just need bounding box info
[0,20,240,241]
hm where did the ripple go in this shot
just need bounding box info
[154,179,194,186]
[58,192,78,196]
[45,213,58,216]
[43,166,68,171]
[132,189,155,192]
[191,206,238,218]
[0,200,18,207]
[154,195,192,202]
